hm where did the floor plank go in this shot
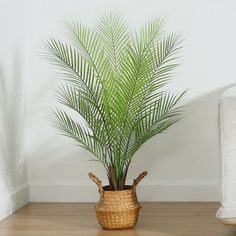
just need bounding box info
[0,203,235,236]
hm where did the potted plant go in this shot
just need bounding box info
[43,13,185,230]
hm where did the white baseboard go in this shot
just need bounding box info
[29,184,219,202]
[0,184,29,220]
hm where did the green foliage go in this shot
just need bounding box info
[43,13,185,190]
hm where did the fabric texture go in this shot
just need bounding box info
[216,86,236,219]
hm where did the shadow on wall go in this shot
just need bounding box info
[132,85,236,187]
[28,78,236,194]
[0,51,28,219]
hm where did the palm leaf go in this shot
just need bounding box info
[49,109,109,168]
[44,13,185,190]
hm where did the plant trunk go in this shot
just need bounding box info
[108,164,117,190]
[107,165,129,191]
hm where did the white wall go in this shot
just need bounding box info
[2,0,236,202]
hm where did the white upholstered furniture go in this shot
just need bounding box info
[216,86,236,225]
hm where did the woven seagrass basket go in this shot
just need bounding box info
[89,171,147,230]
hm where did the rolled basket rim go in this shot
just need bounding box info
[102,185,133,192]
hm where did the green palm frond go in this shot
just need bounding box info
[44,13,185,190]
[49,109,109,168]
[97,13,130,73]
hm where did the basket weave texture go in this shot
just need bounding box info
[89,171,147,230]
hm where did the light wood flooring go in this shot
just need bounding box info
[0,202,235,236]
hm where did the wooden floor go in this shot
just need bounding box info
[0,202,235,236]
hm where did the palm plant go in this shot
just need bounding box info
[43,13,185,191]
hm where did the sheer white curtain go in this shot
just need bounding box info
[0,57,28,219]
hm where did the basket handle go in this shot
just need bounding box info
[88,172,104,196]
[132,171,148,193]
